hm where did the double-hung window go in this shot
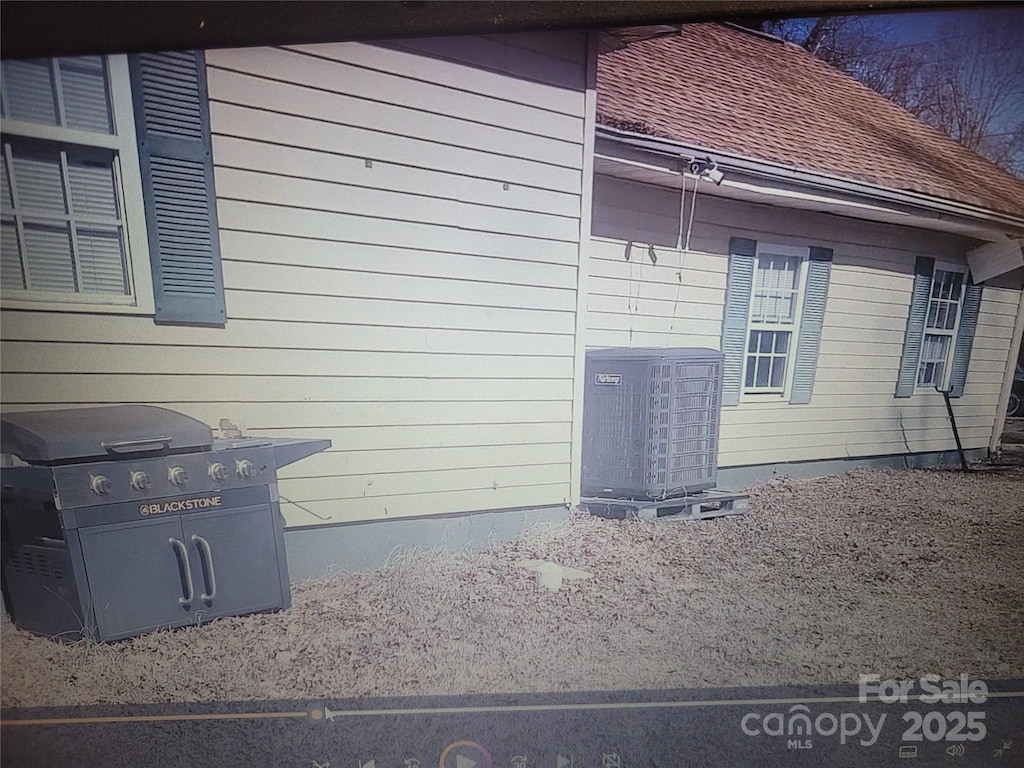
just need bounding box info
[917,264,966,388]
[1,56,152,309]
[2,51,226,327]
[744,248,804,393]
[896,256,981,398]
[721,237,833,406]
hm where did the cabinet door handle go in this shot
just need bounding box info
[191,534,217,603]
[168,537,194,607]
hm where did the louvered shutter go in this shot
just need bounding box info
[895,255,935,398]
[721,238,756,406]
[789,247,833,404]
[948,276,982,398]
[129,51,225,327]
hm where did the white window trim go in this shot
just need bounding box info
[914,260,967,393]
[1,55,154,315]
[740,242,811,401]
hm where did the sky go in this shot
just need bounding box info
[876,6,1000,42]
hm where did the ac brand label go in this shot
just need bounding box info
[595,373,622,386]
[140,495,223,516]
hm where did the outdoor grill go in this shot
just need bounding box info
[0,405,329,642]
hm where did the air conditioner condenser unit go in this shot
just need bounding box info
[581,347,724,500]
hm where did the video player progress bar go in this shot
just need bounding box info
[4,690,1023,727]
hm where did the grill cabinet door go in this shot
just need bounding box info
[78,516,193,641]
[182,504,285,620]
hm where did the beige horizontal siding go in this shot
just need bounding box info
[2,312,574,357]
[2,342,575,379]
[286,38,585,115]
[216,200,580,266]
[218,261,576,313]
[140,400,572,430]
[585,235,725,348]
[216,230,579,283]
[214,44,583,138]
[212,137,581,218]
[0,34,589,525]
[719,435,994,465]
[283,462,571,504]
[0,373,573,405]
[282,484,569,525]
[210,102,581,194]
[281,441,571,479]
[588,174,1021,468]
[207,67,582,170]
[216,422,572,454]
[215,167,580,243]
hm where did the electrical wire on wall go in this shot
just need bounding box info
[667,169,702,345]
[625,239,647,347]
[625,240,635,345]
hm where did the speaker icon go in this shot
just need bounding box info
[946,744,965,757]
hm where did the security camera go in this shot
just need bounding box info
[704,166,725,185]
[687,158,709,176]
[687,156,725,184]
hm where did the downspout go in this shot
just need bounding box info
[569,30,599,507]
[937,386,969,472]
[989,282,1024,455]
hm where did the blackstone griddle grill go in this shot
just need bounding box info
[0,405,330,642]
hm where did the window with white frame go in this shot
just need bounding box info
[916,264,966,389]
[721,237,832,406]
[742,246,807,394]
[895,255,981,400]
[1,55,150,308]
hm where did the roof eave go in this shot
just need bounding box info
[596,125,1024,239]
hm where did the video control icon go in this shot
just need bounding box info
[439,741,493,768]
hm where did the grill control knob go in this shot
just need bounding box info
[130,470,151,491]
[89,474,112,495]
[208,462,228,482]
[168,466,189,486]
[235,459,254,479]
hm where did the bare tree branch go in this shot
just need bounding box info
[763,11,1024,177]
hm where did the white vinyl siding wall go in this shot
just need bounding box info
[0,33,589,525]
[589,175,1021,467]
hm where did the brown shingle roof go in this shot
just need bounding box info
[597,23,1024,218]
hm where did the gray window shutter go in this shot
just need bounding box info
[129,51,225,327]
[895,255,935,398]
[948,276,982,398]
[789,247,833,404]
[721,237,756,406]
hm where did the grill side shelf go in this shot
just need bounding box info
[270,438,332,469]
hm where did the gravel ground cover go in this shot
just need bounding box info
[2,467,1022,707]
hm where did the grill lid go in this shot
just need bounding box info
[1,405,214,465]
